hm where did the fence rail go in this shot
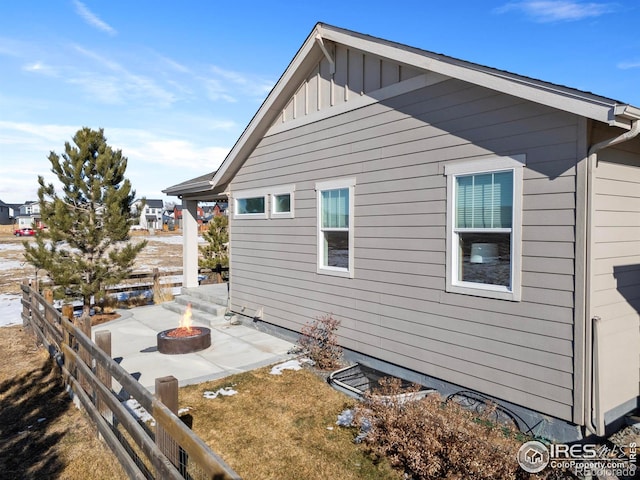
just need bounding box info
[21,280,240,480]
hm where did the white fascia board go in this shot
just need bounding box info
[318,26,621,127]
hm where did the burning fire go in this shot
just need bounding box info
[167,303,202,338]
[179,303,193,333]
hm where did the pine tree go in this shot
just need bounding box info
[24,127,147,317]
[199,214,229,269]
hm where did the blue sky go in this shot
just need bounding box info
[1,0,639,205]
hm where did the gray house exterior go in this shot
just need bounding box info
[0,200,13,225]
[166,24,640,439]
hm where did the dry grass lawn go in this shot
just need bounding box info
[1,234,400,479]
[179,365,403,480]
[0,325,125,480]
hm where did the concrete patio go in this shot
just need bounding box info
[92,292,295,394]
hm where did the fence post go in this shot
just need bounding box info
[43,288,54,321]
[95,330,112,422]
[215,264,223,284]
[62,304,74,321]
[29,279,40,341]
[78,314,92,395]
[22,279,31,330]
[152,268,161,304]
[155,376,185,474]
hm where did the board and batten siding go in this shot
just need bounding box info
[229,77,579,421]
[274,43,423,127]
[591,140,640,414]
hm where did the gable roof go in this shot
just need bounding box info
[165,22,640,198]
[145,199,164,208]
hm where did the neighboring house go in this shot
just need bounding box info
[173,204,205,229]
[165,24,640,440]
[16,201,42,228]
[132,199,164,230]
[201,202,228,224]
[0,200,12,225]
[212,202,228,217]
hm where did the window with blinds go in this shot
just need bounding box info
[445,155,524,301]
[316,177,355,277]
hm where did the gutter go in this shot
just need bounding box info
[583,117,640,436]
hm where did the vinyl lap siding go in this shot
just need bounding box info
[230,78,578,420]
[592,144,640,400]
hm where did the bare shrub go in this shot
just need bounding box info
[152,278,174,304]
[356,377,544,480]
[297,314,342,370]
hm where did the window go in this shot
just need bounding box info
[236,197,265,215]
[233,188,268,218]
[270,184,295,218]
[445,156,524,301]
[316,178,355,277]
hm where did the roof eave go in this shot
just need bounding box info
[319,25,631,128]
[208,23,639,191]
[162,179,214,197]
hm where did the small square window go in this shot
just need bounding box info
[273,193,290,213]
[270,185,295,218]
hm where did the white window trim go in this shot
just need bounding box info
[270,184,295,219]
[315,177,356,278]
[444,155,525,301]
[232,187,268,219]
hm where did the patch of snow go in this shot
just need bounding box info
[0,294,22,327]
[136,235,206,246]
[0,260,25,271]
[0,243,24,252]
[124,398,155,425]
[203,387,237,399]
[336,409,356,427]
[270,359,304,375]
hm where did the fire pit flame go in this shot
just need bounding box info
[179,303,193,333]
[167,303,202,338]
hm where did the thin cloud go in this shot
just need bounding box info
[72,45,176,106]
[206,65,275,101]
[73,0,117,35]
[495,1,617,22]
[108,128,230,171]
[23,61,58,76]
[618,60,640,70]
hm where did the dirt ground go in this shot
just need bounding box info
[0,232,184,479]
[0,231,184,296]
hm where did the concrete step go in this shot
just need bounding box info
[162,300,227,327]
[173,294,227,317]
[182,284,229,306]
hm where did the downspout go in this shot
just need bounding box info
[584,119,640,436]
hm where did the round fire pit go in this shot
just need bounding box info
[157,327,211,355]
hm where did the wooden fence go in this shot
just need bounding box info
[37,266,230,310]
[104,266,229,297]
[21,281,240,480]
